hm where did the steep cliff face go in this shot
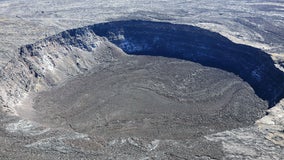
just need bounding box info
[0,58,34,113]
[18,28,125,87]
[90,20,284,106]
[0,27,125,114]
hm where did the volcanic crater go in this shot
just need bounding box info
[5,20,284,158]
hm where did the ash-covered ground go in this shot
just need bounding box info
[0,0,284,159]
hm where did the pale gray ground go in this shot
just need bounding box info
[0,0,283,66]
[0,0,284,159]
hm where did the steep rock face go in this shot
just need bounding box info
[0,27,125,113]
[89,20,284,106]
[18,28,123,87]
[0,58,35,112]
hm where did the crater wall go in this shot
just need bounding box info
[89,20,284,106]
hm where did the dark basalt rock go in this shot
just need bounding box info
[84,20,284,106]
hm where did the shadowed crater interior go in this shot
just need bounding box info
[25,20,284,142]
[89,20,284,106]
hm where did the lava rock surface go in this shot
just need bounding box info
[0,20,283,159]
[32,56,267,139]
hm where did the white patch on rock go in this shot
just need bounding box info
[25,132,90,153]
[206,127,284,159]
[256,99,284,147]
[147,140,160,151]
[6,119,50,136]
[108,137,160,152]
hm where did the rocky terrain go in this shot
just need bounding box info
[0,0,283,67]
[0,0,283,159]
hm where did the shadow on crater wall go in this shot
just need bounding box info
[83,20,284,107]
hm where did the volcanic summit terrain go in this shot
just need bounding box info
[0,0,284,160]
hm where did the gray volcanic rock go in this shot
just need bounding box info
[0,27,125,114]
[0,0,283,159]
[0,19,283,159]
[32,56,266,138]
[6,53,268,160]
[0,0,283,68]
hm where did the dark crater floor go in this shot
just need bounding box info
[88,20,284,106]
[34,56,266,140]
